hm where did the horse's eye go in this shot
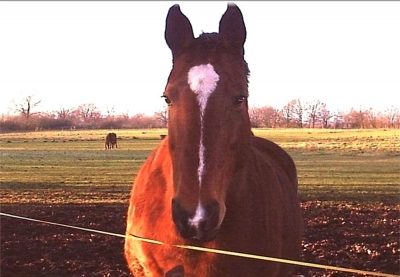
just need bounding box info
[236,95,247,105]
[162,95,172,105]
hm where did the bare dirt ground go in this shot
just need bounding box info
[1,201,398,277]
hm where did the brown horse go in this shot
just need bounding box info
[105,132,117,149]
[125,4,303,277]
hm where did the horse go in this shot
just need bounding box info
[125,4,304,277]
[105,132,117,149]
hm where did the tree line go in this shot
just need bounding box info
[0,96,398,132]
[250,99,399,129]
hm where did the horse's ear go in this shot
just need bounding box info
[165,4,194,55]
[219,3,246,50]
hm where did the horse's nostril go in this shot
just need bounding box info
[172,199,197,239]
[204,200,220,232]
[171,199,189,234]
[172,198,220,241]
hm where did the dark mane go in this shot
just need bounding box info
[186,32,250,85]
[197,32,219,46]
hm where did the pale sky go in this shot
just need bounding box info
[1,1,399,116]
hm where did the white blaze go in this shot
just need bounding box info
[187,64,219,226]
[187,64,219,185]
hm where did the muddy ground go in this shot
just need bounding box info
[1,201,398,277]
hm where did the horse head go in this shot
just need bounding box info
[163,4,252,242]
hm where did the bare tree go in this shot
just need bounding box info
[282,102,293,128]
[14,95,41,118]
[384,106,399,128]
[306,100,321,128]
[248,107,259,127]
[73,103,101,123]
[290,99,305,128]
[332,110,344,129]
[249,106,277,128]
[355,107,368,129]
[365,108,378,128]
[271,108,282,128]
[319,103,333,128]
[344,107,368,129]
[129,113,160,129]
[155,109,168,127]
[106,106,116,119]
[56,106,71,119]
[395,111,400,128]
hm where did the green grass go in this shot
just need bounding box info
[1,128,399,204]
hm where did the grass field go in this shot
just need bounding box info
[1,128,399,277]
[1,128,399,204]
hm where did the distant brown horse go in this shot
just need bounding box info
[125,4,303,277]
[105,132,117,149]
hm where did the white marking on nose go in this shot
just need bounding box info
[187,64,219,186]
[188,202,205,228]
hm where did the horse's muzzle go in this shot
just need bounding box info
[172,199,220,242]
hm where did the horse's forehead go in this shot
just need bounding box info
[188,64,219,96]
[166,62,246,103]
[186,64,219,114]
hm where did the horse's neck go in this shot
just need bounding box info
[227,137,280,202]
[225,144,255,201]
